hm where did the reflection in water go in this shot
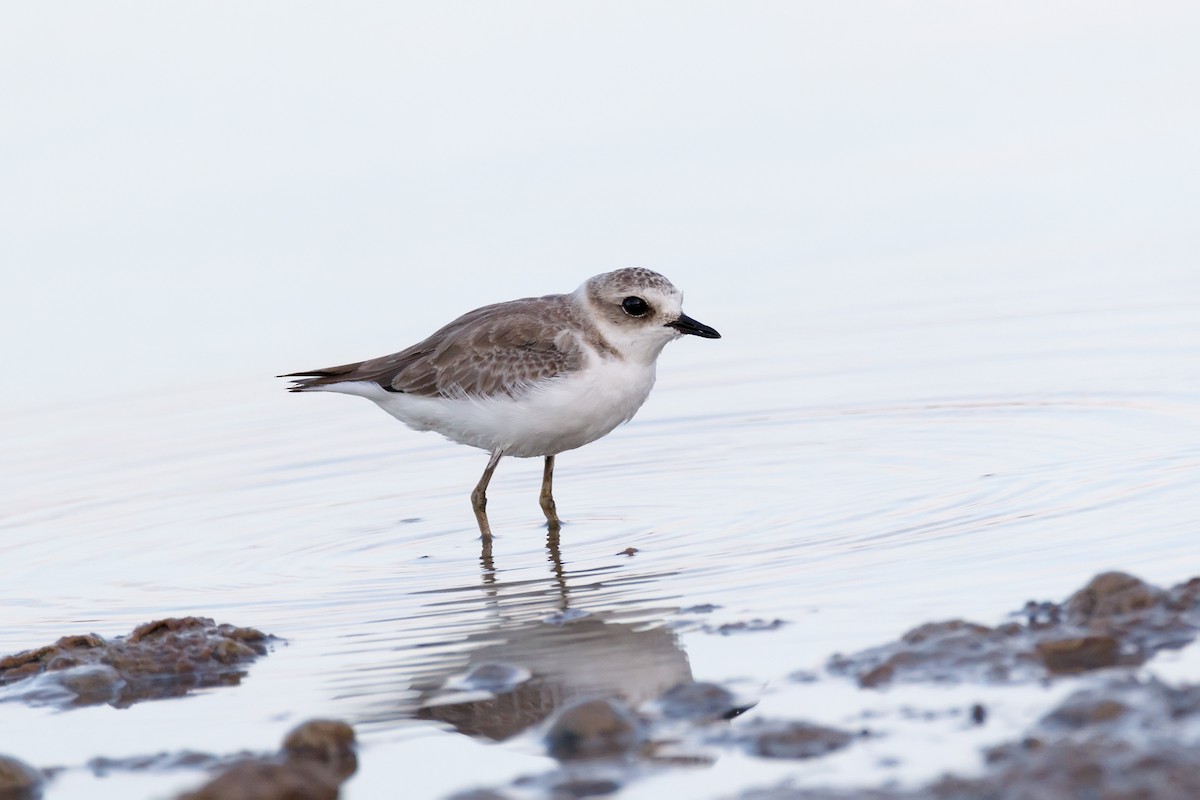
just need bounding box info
[353,534,692,741]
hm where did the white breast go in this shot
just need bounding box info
[325,355,658,458]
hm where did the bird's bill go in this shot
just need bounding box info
[667,313,721,339]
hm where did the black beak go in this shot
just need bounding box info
[667,313,721,339]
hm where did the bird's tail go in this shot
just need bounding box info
[277,361,366,392]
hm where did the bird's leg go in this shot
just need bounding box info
[540,455,561,532]
[471,450,503,539]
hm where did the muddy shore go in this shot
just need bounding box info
[3,570,1198,799]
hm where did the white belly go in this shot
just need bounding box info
[319,357,657,458]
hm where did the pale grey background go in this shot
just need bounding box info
[3,2,1197,409]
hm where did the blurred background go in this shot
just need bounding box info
[3,2,1196,407]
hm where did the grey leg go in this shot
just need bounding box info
[540,455,561,531]
[471,450,503,539]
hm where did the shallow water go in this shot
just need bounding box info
[2,264,1198,798]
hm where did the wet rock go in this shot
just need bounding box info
[1061,572,1200,656]
[0,617,275,708]
[1034,635,1120,674]
[974,736,1200,800]
[828,571,1200,687]
[0,754,43,800]
[177,718,357,800]
[1039,695,1129,730]
[549,777,622,797]
[975,682,1200,800]
[828,619,1036,687]
[739,719,855,760]
[281,720,357,781]
[1063,571,1166,622]
[656,681,755,722]
[544,698,642,761]
[736,677,1200,800]
[176,761,340,800]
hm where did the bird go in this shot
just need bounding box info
[280,267,720,536]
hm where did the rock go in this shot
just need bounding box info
[732,677,1200,800]
[741,720,855,760]
[1064,572,1166,623]
[176,760,339,800]
[1035,636,1121,674]
[548,778,622,797]
[177,719,357,800]
[657,681,755,722]
[282,720,357,781]
[0,755,42,800]
[0,617,275,709]
[544,698,642,761]
[828,619,1035,687]
[828,572,1200,687]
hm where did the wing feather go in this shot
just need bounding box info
[281,295,585,398]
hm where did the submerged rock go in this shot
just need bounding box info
[0,617,275,708]
[828,571,1200,687]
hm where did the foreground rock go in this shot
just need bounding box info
[177,719,356,800]
[544,698,644,761]
[828,572,1200,687]
[0,617,275,708]
[738,677,1200,800]
[0,754,43,800]
[734,719,857,760]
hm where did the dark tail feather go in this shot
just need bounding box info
[278,361,366,392]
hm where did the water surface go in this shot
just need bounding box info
[2,265,1197,797]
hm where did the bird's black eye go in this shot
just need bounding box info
[621,296,650,317]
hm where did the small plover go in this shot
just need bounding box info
[281,267,720,536]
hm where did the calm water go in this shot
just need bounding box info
[2,265,1197,798]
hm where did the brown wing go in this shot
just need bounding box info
[281,295,585,398]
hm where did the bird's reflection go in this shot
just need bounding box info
[379,531,692,741]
